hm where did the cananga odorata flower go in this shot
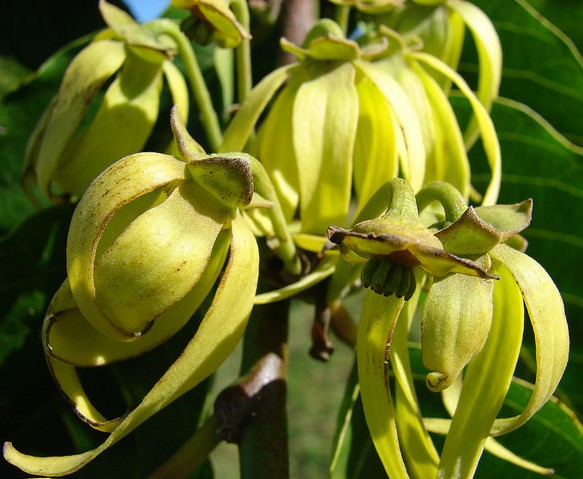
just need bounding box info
[3,109,261,477]
[171,0,251,47]
[328,178,569,479]
[22,0,190,200]
[221,14,501,251]
[221,18,427,240]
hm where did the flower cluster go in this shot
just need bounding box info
[328,178,569,477]
[2,1,572,478]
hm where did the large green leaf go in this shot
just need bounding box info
[465,0,583,145]
[524,0,583,54]
[488,98,581,415]
[475,379,583,479]
[0,204,72,366]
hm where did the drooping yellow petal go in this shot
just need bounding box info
[447,0,502,147]
[353,72,399,210]
[391,281,440,477]
[357,292,410,478]
[220,64,296,152]
[3,213,258,477]
[410,51,501,205]
[66,152,187,340]
[412,62,470,198]
[489,244,570,435]
[292,61,359,234]
[55,52,163,196]
[35,40,126,196]
[164,61,190,125]
[257,73,302,221]
[424,416,554,475]
[254,256,336,304]
[355,60,426,191]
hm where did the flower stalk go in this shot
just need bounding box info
[163,25,224,150]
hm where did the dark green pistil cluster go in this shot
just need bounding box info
[361,257,417,300]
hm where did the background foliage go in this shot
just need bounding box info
[0,0,582,477]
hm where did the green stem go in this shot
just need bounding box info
[166,26,223,151]
[230,0,253,103]
[335,5,350,36]
[416,181,467,223]
[247,155,302,276]
[146,415,221,479]
[383,177,420,219]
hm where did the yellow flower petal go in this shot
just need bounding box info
[490,244,570,435]
[3,213,258,476]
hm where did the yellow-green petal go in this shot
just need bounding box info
[55,53,163,196]
[489,244,570,435]
[66,153,187,340]
[45,354,122,432]
[413,62,470,198]
[3,213,258,477]
[35,40,126,196]
[355,60,426,191]
[391,283,439,477]
[92,181,227,335]
[45,232,230,366]
[353,73,399,209]
[257,74,302,221]
[220,63,295,151]
[164,61,190,125]
[357,292,410,478]
[410,51,501,205]
[292,61,359,234]
[448,0,502,146]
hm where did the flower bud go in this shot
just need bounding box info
[66,151,238,341]
[172,0,251,48]
[421,270,494,392]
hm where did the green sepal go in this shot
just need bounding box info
[436,200,532,255]
[187,154,254,209]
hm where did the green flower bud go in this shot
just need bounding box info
[66,151,235,341]
[3,130,261,476]
[421,266,494,392]
[5,115,262,476]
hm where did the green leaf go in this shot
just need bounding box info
[475,379,583,479]
[455,95,583,417]
[0,205,72,366]
[523,0,583,53]
[0,56,30,97]
[466,0,583,145]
